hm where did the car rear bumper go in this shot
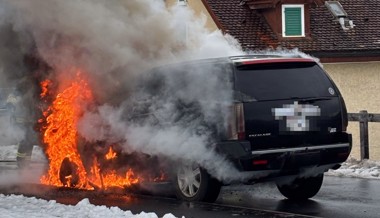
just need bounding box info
[216,133,352,179]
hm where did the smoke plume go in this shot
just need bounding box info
[0,0,245,182]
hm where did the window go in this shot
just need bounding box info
[282,5,305,37]
[325,1,347,18]
[235,62,332,101]
[325,1,353,31]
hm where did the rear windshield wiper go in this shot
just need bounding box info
[234,91,257,103]
[290,97,332,102]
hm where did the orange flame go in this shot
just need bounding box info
[105,147,117,160]
[40,71,93,188]
[89,158,139,189]
[40,80,52,98]
[40,70,140,190]
[153,170,167,182]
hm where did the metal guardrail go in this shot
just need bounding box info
[348,111,380,160]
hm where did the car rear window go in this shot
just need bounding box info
[234,62,335,101]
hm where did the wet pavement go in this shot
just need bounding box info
[1,162,379,218]
[217,176,380,218]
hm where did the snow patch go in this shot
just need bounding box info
[327,157,380,179]
[0,194,180,218]
[0,145,46,162]
[30,146,47,162]
[0,145,17,161]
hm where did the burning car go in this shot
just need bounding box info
[37,54,351,203]
[125,54,352,202]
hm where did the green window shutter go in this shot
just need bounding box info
[284,7,302,36]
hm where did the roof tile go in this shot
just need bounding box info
[204,0,380,57]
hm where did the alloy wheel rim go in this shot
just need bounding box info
[177,164,201,197]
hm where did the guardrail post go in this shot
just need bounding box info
[359,110,370,160]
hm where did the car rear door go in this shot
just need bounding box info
[234,60,346,150]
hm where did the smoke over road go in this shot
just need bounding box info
[0,0,244,182]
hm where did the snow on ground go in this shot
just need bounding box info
[0,145,47,162]
[0,145,17,161]
[326,157,380,179]
[0,194,177,218]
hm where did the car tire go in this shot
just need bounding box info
[174,163,221,202]
[276,174,324,200]
[59,157,79,187]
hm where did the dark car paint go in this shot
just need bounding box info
[215,57,352,181]
[136,55,352,183]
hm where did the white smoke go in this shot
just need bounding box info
[0,0,244,182]
[4,0,242,96]
[78,63,241,181]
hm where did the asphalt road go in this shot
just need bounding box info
[1,162,379,218]
[217,176,380,218]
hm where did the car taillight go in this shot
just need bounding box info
[252,160,268,165]
[340,96,348,132]
[228,103,245,140]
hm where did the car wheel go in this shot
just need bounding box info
[276,174,324,200]
[59,157,79,187]
[175,163,221,202]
